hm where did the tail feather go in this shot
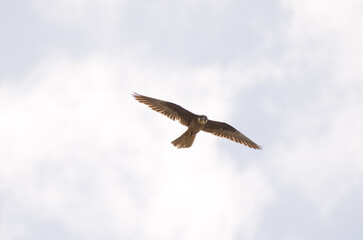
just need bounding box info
[172,130,196,148]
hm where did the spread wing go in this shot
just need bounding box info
[132,93,197,126]
[203,120,262,150]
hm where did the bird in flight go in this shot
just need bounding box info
[133,93,262,150]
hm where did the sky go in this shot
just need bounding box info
[1,0,363,239]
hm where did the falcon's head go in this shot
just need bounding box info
[198,115,208,124]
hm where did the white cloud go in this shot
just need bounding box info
[0,53,273,239]
[32,0,123,26]
[3,0,363,239]
[267,0,363,218]
[281,0,363,37]
[281,0,363,87]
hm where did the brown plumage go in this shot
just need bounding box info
[133,93,262,150]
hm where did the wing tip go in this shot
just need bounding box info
[255,145,263,150]
[132,92,141,98]
[132,92,146,103]
[249,142,262,150]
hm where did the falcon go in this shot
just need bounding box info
[133,93,262,150]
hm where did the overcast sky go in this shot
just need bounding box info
[1,0,363,240]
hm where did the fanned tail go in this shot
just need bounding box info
[171,130,196,148]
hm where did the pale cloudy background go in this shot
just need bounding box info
[1,0,363,239]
